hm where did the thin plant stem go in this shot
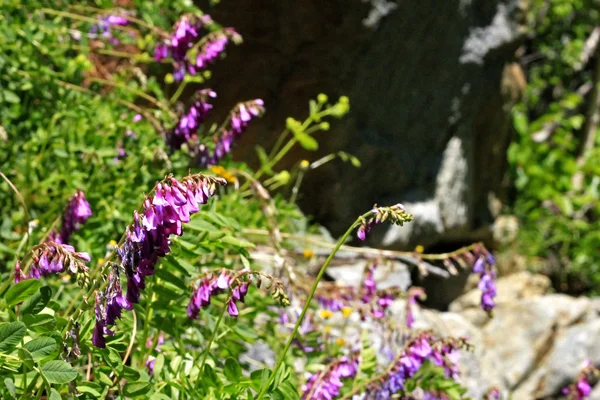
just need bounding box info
[242,228,483,262]
[88,77,176,119]
[255,214,368,399]
[289,167,306,204]
[198,298,229,372]
[169,79,189,104]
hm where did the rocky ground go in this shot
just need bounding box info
[396,272,600,399]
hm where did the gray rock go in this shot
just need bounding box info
[206,0,527,247]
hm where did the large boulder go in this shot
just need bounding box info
[202,0,528,247]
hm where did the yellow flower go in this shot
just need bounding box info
[303,249,315,259]
[324,326,332,334]
[319,309,334,319]
[97,258,104,265]
[210,166,237,183]
[336,338,346,346]
[109,240,117,246]
[341,307,353,318]
[415,245,424,254]
[300,160,310,168]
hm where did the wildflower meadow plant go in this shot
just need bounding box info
[0,2,525,400]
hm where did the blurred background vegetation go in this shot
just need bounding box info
[0,0,599,295]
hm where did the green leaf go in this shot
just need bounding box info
[0,321,26,353]
[2,90,20,104]
[155,267,186,290]
[22,313,56,332]
[220,235,255,249]
[123,381,151,397]
[187,217,219,232]
[293,131,318,150]
[49,388,62,400]
[4,378,16,397]
[224,358,242,382]
[76,384,102,398]
[21,286,52,315]
[5,279,41,307]
[23,337,57,361]
[122,365,141,381]
[41,360,78,384]
[18,348,34,369]
[153,353,165,376]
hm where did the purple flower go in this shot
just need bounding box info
[301,356,359,400]
[167,90,216,150]
[17,242,90,281]
[49,190,92,245]
[356,204,411,241]
[133,114,143,122]
[192,99,265,167]
[91,174,227,347]
[563,361,597,400]
[472,250,497,313]
[89,14,129,42]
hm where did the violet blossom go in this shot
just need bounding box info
[91,173,227,348]
[49,190,92,245]
[154,14,239,81]
[362,333,467,400]
[193,99,265,167]
[301,356,359,400]
[15,242,90,283]
[357,204,412,241]
[563,360,597,400]
[473,250,497,313]
[167,89,216,150]
[89,14,129,45]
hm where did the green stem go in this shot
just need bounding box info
[198,299,229,372]
[255,214,367,399]
[169,80,188,104]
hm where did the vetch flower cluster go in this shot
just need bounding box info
[49,190,92,245]
[301,356,359,400]
[190,99,265,167]
[89,14,129,45]
[563,360,598,400]
[15,242,90,284]
[473,250,497,313]
[357,204,413,241]
[167,89,216,150]
[187,269,289,319]
[92,173,227,348]
[154,14,240,81]
[362,333,468,399]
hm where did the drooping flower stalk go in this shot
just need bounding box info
[187,269,289,319]
[256,205,413,400]
[472,249,497,313]
[154,14,240,81]
[91,173,227,348]
[167,89,216,151]
[357,204,413,241]
[189,99,265,167]
[301,356,360,400]
[14,242,90,285]
[48,190,93,245]
[347,333,469,400]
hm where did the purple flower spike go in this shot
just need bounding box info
[49,190,92,245]
[91,173,227,347]
[301,356,359,400]
[472,250,497,313]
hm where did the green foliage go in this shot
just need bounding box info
[0,1,470,399]
[508,0,600,290]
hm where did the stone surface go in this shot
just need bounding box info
[360,272,599,398]
[200,0,527,247]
